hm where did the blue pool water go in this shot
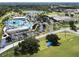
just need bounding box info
[5,19,33,29]
[5,20,25,27]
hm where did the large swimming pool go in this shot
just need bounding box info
[5,19,33,30]
[5,20,25,27]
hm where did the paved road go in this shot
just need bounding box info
[0,28,79,54]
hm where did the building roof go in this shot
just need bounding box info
[49,16,75,22]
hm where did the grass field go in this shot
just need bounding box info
[0,24,4,40]
[46,11,65,16]
[0,28,2,40]
[32,32,79,57]
[0,32,79,57]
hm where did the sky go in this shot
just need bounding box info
[0,0,79,2]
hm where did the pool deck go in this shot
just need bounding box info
[6,26,30,33]
[4,17,33,33]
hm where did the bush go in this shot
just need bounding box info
[69,21,77,31]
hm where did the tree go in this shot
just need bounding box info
[65,13,69,16]
[69,21,77,31]
[70,14,74,17]
[6,36,12,42]
[14,47,20,56]
[2,16,10,24]
[37,14,50,24]
[46,34,60,46]
[14,37,40,56]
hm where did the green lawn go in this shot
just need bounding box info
[0,24,4,40]
[0,28,2,40]
[46,11,65,16]
[1,32,79,57]
[32,32,79,57]
[0,48,14,57]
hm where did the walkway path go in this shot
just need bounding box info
[0,28,79,54]
[0,40,23,54]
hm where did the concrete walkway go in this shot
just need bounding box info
[0,28,79,54]
[0,40,23,54]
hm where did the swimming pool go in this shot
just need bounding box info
[5,20,25,27]
[5,19,33,31]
